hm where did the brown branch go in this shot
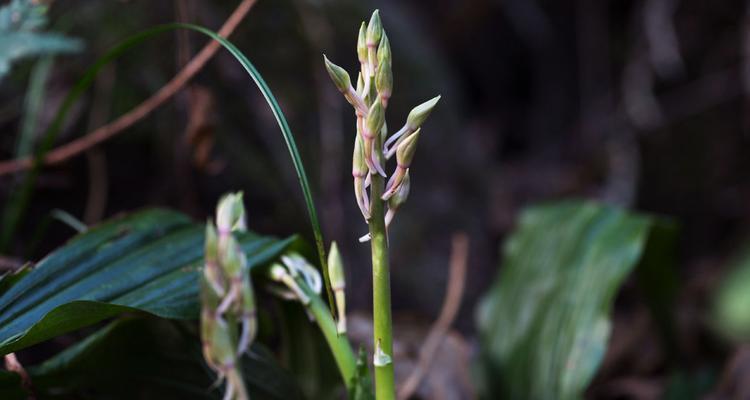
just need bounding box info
[0,0,257,177]
[397,233,470,400]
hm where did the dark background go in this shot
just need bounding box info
[2,0,750,397]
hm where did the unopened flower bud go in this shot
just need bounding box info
[383,130,419,200]
[353,135,370,219]
[363,101,387,176]
[352,133,367,177]
[216,192,246,234]
[328,242,345,291]
[204,223,225,296]
[237,275,257,354]
[366,100,385,139]
[396,129,420,168]
[323,55,352,93]
[220,235,246,278]
[356,72,364,95]
[366,10,383,48]
[375,34,392,103]
[269,263,287,282]
[406,95,441,130]
[269,263,310,305]
[377,33,391,67]
[328,242,347,334]
[357,22,368,64]
[201,310,237,371]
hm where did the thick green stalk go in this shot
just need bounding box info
[300,279,357,388]
[368,173,395,400]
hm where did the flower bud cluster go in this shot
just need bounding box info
[323,10,441,240]
[201,192,255,400]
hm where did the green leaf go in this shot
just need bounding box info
[22,316,303,399]
[0,208,295,355]
[714,244,750,340]
[0,0,82,79]
[0,264,31,296]
[476,200,662,400]
[348,348,375,400]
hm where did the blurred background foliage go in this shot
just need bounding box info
[2,0,750,398]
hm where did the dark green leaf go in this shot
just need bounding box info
[0,208,294,355]
[0,264,31,295]
[476,200,661,399]
[348,348,375,400]
[25,316,303,399]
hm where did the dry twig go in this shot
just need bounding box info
[0,0,257,176]
[397,233,470,400]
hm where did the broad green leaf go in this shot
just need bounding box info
[14,316,303,399]
[714,245,750,340]
[0,208,295,355]
[476,200,662,400]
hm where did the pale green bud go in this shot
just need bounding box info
[220,235,246,278]
[269,263,287,282]
[356,72,364,94]
[201,309,237,369]
[327,242,345,290]
[205,222,219,265]
[365,100,385,139]
[323,55,351,93]
[396,129,420,167]
[328,241,347,334]
[375,34,392,101]
[203,222,226,296]
[352,133,367,177]
[237,274,257,354]
[366,10,383,47]
[357,21,368,64]
[377,33,391,67]
[406,95,441,130]
[216,192,246,234]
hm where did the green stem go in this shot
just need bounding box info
[368,174,395,400]
[299,279,357,389]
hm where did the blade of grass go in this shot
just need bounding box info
[0,23,336,315]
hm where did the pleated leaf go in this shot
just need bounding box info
[0,208,295,355]
[477,200,660,399]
